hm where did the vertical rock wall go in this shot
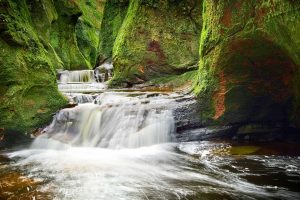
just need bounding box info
[0,0,105,135]
[105,0,203,85]
[195,0,300,128]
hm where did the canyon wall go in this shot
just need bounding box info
[103,0,202,86]
[195,0,300,129]
[0,0,105,135]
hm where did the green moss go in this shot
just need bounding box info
[0,0,106,137]
[0,0,68,135]
[195,0,300,126]
[150,70,198,88]
[98,0,129,61]
[109,0,202,85]
[75,0,105,67]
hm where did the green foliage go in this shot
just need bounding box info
[75,0,105,67]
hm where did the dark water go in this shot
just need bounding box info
[1,141,300,200]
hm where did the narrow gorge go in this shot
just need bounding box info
[0,0,300,199]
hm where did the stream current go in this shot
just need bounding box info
[1,70,300,200]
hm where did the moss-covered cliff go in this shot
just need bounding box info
[195,0,300,128]
[98,0,129,64]
[0,0,105,137]
[0,0,66,135]
[105,0,202,86]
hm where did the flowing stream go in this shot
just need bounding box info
[1,70,300,200]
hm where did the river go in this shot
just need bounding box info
[1,70,299,200]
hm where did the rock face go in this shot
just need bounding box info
[105,0,202,86]
[0,0,105,135]
[195,0,300,128]
[98,0,129,63]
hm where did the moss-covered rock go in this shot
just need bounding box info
[195,0,300,127]
[98,0,129,64]
[0,0,68,136]
[75,0,106,68]
[108,0,202,86]
[0,0,107,140]
[26,0,105,70]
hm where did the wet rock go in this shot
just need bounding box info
[173,95,202,131]
[176,126,235,142]
[0,131,31,149]
[237,123,283,135]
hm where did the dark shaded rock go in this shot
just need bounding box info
[176,126,236,142]
[173,95,202,131]
[0,131,31,149]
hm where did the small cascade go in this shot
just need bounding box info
[33,92,176,149]
[95,62,113,82]
[65,93,95,104]
[59,70,96,83]
[40,66,176,148]
[58,82,107,93]
[57,63,114,94]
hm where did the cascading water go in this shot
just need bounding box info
[57,69,108,93]
[59,70,96,83]
[1,69,300,200]
[34,92,175,149]
[65,93,95,104]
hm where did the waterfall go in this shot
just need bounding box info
[65,93,95,104]
[57,70,107,93]
[37,67,175,149]
[59,70,95,83]
[32,92,176,149]
[58,82,107,93]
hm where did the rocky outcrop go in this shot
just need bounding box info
[195,0,300,129]
[106,0,202,86]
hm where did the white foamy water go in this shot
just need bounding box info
[58,83,107,93]
[36,92,175,149]
[57,69,108,93]
[64,93,95,104]
[59,70,96,83]
[3,73,300,199]
[7,141,300,200]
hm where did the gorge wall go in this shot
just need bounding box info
[195,0,300,131]
[0,0,105,136]
[108,0,202,85]
[0,0,299,140]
